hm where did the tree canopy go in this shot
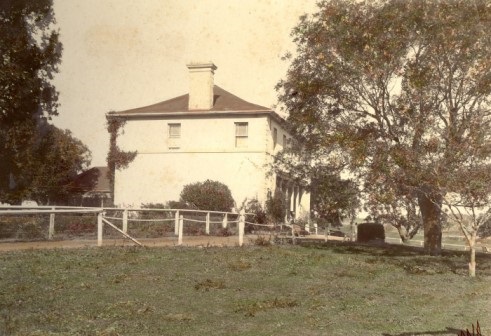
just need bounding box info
[13,124,92,204]
[0,1,91,204]
[277,0,491,255]
[310,167,360,227]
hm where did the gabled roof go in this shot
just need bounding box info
[70,167,110,193]
[107,86,284,123]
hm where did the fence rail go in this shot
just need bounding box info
[0,206,252,247]
[1,206,489,252]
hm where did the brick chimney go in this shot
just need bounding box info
[186,62,217,110]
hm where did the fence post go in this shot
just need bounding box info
[97,212,103,247]
[238,210,245,247]
[174,210,179,235]
[292,222,296,245]
[206,212,210,235]
[178,215,183,246]
[122,209,128,234]
[48,207,55,240]
[222,213,228,228]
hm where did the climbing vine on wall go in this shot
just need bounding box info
[106,116,137,198]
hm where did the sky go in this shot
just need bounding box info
[51,0,318,167]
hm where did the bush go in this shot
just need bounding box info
[357,222,385,243]
[253,235,272,246]
[180,180,235,212]
[478,219,491,238]
[166,200,194,210]
[265,189,287,224]
[243,199,267,224]
[140,203,172,220]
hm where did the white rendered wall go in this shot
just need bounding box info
[114,115,272,207]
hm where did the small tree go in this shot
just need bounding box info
[439,162,491,277]
[365,187,422,243]
[179,180,234,212]
[443,194,490,277]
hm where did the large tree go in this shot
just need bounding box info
[21,124,92,204]
[277,0,491,255]
[0,0,62,203]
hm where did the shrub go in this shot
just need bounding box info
[17,222,45,240]
[166,200,194,210]
[253,235,272,246]
[180,180,235,212]
[265,189,287,224]
[478,219,491,238]
[141,203,172,220]
[243,198,267,224]
[357,222,385,243]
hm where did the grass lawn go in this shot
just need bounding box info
[0,242,490,336]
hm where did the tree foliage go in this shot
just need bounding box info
[277,0,491,255]
[265,189,287,224]
[179,180,235,212]
[18,124,91,204]
[106,116,137,196]
[310,167,360,227]
[0,1,92,204]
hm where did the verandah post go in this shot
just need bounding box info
[48,207,55,240]
[97,212,103,247]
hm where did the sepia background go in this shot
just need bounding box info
[51,0,318,167]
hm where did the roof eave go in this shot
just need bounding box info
[106,109,280,119]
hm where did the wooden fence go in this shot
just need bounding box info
[1,206,489,252]
[0,206,249,247]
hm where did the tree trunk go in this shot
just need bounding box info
[396,226,410,243]
[418,192,442,256]
[469,246,476,277]
[468,232,476,277]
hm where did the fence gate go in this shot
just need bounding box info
[99,213,144,247]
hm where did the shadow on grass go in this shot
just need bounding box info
[299,241,491,276]
[381,326,462,335]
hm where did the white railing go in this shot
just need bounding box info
[0,205,102,240]
[3,206,486,252]
[101,207,247,247]
[0,206,249,247]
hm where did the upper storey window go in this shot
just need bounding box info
[235,122,248,148]
[273,127,278,149]
[168,123,181,149]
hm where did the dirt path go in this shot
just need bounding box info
[0,235,262,251]
[0,234,345,252]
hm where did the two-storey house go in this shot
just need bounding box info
[107,63,310,218]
